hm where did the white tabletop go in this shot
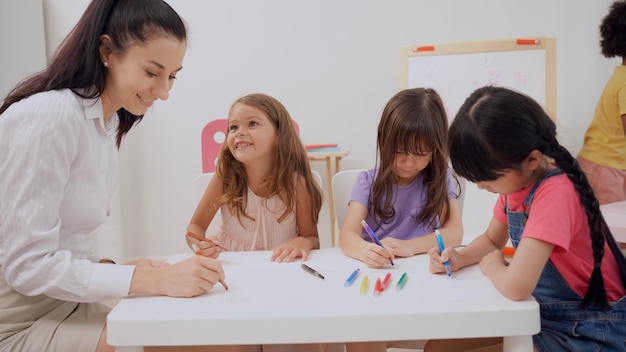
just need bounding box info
[107,247,540,352]
[600,200,626,244]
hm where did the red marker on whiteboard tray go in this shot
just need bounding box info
[412,45,435,52]
[516,38,541,45]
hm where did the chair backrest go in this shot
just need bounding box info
[201,119,228,173]
[331,169,367,230]
[201,119,301,173]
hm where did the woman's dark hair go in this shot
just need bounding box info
[449,85,626,310]
[371,87,459,230]
[600,0,626,58]
[0,0,187,147]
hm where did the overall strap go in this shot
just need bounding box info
[522,168,563,207]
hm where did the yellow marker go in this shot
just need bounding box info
[359,275,369,295]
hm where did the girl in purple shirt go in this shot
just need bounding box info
[339,87,463,269]
[340,88,463,352]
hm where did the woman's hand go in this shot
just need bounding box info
[126,259,169,267]
[132,255,226,298]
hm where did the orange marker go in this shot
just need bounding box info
[186,231,223,251]
[502,246,515,257]
[412,45,435,52]
[186,231,206,242]
[516,39,540,45]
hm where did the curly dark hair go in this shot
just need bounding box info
[600,0,626,58]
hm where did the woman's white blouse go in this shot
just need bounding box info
[0,89,134,302]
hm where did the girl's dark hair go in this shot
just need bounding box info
[449,85,626,310]
[371,87,459,230]
[0,0,187,148]
[216,93,323,225]
[600,0,626,58]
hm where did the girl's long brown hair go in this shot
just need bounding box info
[371,87,458,230]
[216,93,323,224]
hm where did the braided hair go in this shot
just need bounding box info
[448,86,626,310]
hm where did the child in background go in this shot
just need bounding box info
[426,86,626,352]
[577,0,626,205]
[339,87,463,352]
[186,93,323,265]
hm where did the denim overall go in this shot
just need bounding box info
[506,169,626,351]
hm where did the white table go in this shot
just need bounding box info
[600,200,626,246]
[107,247,540,352]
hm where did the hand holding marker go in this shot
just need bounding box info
[187,232,229,290]
[435,229,452,277]
[361,220,394,266]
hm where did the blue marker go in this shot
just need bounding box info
[361,220,394,266]
[435,229,452,277]
[344,268,360,287]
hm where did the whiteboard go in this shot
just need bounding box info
[399,37,556,121]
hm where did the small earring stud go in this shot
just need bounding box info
[103,62,108,67]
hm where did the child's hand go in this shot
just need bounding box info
[126,259,169,267]
[361,242,394,269]
[191,237,222,259]
[427,245,457,274]
[479,249,508,276]
[271,237,311,262]
[380,237,413,257]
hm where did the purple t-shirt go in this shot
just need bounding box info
[350,168,458,241]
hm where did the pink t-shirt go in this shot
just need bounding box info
[493,173,625,302]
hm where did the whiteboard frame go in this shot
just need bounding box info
[399,37,557,120]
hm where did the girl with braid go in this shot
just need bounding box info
[425,86,626,352]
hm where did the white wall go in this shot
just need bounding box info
[1,0,617,260]
[0,0,46,99]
